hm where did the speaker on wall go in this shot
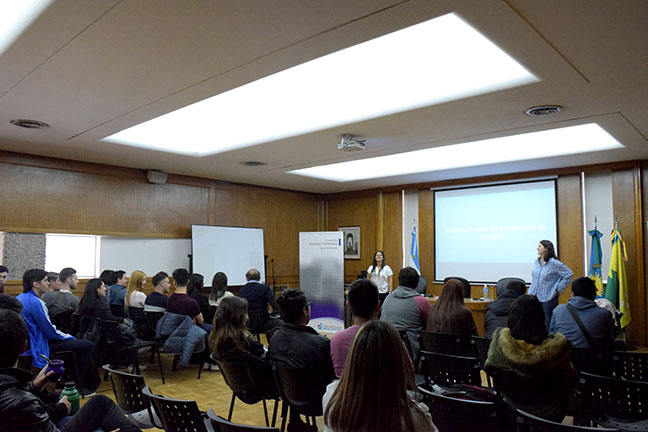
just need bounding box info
[146,170,168,184]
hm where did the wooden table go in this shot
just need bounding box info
[428,297,493,337]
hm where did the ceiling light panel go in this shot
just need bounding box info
[103,13,538,156]
[289,124,624,182]
[0,0,53,56]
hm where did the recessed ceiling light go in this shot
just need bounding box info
[10,119,49,129]
[103,13,538,156]
[0,0,52,56]
[288,123,623,182]
[525,105,563,117]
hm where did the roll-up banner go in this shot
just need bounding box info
[299,231,344,333]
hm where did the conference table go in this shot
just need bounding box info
[427,297,493,337]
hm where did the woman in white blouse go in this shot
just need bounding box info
[125,270,147,309]
[367,250,393,304]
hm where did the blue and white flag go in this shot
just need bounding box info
[410,228,420,274]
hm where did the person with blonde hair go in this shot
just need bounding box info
[323,320,436,432]
[125,270,147,309]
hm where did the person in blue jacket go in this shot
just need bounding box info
[17,269,94,393]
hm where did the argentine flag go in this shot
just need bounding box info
[410,228,420,274]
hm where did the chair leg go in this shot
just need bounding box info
[262,398,269,426]
[280,401,289,432]
[271,398,279,427]
[228,393,236,421]
[156,348,165,385]
[103,367,109,382]
[172,355,178,371]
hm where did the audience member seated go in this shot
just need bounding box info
[125,270,147,309]
[208,271,234,307]
[167,268,211,333]
[79,279,127,322]
[209,296,274,391]
[0,293,22,313]
[484,280,526,339]
[17,269,95,393]
[381,267,430,363]
[323,320,437,432]
[189,273,214,324]
[108,270,128,306]
[145,271,170,312]
[485,295,578,422]
[330,279,379,378]
[0,309,142,432]
[268,289,335,432]
[239,269,283,339]
[0,265,7,294]
[41,267,79,313]
[550,276,615,351]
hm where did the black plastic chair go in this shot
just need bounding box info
[128,306,155,340]
[419,330,468,356]
[420,351,482,388]
[611,351,648,382]
[471,336,493,386]
[444,276,471,298]
[216,359,278,427]
[516,408,619,432]
[207,409,279,432]
[272,365,325,432]
[579,371,648,431]
[102,365,158,429]
[496,277,526,298]
[142,385,213,431]
[51,308,74,334]
[419,385,504,432]
[110,303,126,318]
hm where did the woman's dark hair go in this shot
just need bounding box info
[208,296,250,357]
[427,279,474,335]
[209,272,228,303]
[370,250,387,274]
[324,320,421,432]
[539,240,557,261]
[188,273,204,296]
[78,278,104,315]
[507,295,548,344]
[276,289,307,323]
[99,270,113,286]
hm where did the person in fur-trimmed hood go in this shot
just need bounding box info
[485,295,578,422]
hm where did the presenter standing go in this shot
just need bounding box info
[367,250,393,304]
[528,240,573,328]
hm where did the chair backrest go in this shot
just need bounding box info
[444,276,471,298]
[272,364,325,413]
[51,309,74,334]
[207,409,279,431]
[128,306,154,340]
[247,311,264,334]
[490,368,565,412]
[516,408,619,432]
[471,336,491,369]
[611,350,648,382]
[97,318,125,345]
[580,371,648,422]
[102,365,149,413]
[571,347,611,375]
[496,277,526,298]
[145,311,165,334]
[216,359,263,404]
[416,275,427,294]
[142,385,207,432]
[419,330,467,356]
[419,386,502,432]
[110,303,126,318]
[420,351,482,387]
[398,330,415,361]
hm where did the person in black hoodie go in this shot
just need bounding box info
[0,309,141,432]
[484,280,526,339]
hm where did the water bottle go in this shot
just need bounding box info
[60,382,80,415]
[483,284,489,300]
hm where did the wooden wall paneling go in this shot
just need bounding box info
[382,190,403,279]
[612,166,645,346]
[556,174,584,304]
[325,191,378,282]
[0,162,210,237]
[212,184,320,286]
[641,162,648,346]
[418,189,434,294]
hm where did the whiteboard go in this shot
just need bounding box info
[99,237,191,276]
[191,225,265,286]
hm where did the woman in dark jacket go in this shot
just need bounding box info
[78,278,124,323]
[208,296,274,395]
[188,273,214,324]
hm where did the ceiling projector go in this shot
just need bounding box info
[338,134,366,152]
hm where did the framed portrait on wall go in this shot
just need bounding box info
[339,226,360,259]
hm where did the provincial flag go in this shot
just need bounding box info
[607,228,631,328]
[410,228,420,274]
[588,229,604,298]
